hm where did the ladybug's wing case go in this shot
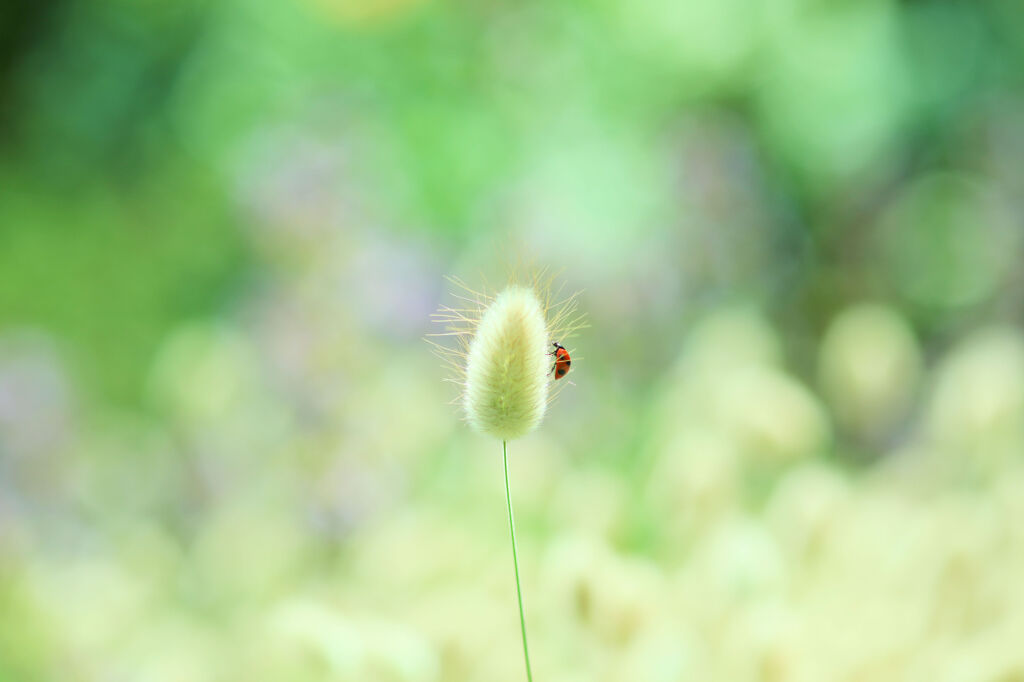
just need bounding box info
[553,348,571,378]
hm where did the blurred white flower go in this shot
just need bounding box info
[540,534,666,647]
[681,306,783,378]
[646,428,741,553]
[678,517,788,631]
[765,463,851,569]
[263,600,441,682]
[819,303,921,439]
[712,366,831,467]
[926,326,1024,469]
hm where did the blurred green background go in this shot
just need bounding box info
[2,0,1024,680]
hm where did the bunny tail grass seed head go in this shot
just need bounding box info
[429,272,588,439]
[464,287,550,441]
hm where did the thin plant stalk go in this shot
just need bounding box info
[503,440,533,682]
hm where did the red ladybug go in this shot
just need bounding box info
[550,342,571,380]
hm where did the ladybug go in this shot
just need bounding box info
[550,342,571,380]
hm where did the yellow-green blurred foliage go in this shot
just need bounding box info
[2,0,1024,680]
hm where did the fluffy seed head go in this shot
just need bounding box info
[464,287,550,440]
[428,272,587,441]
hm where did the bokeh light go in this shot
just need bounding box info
[3,0,1024,680]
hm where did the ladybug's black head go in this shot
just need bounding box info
[552,342,565,351]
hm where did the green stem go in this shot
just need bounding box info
[503,440,534,682]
